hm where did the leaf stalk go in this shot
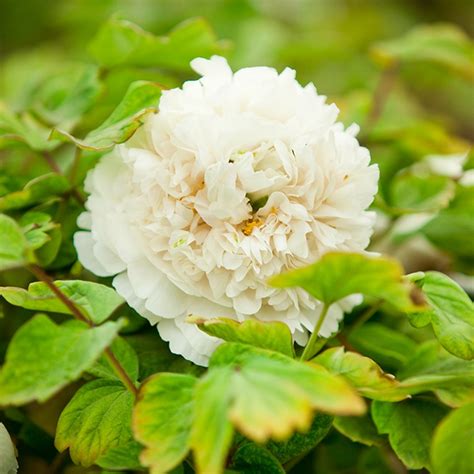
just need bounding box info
[28,264,138,398]
[300,303,330,361]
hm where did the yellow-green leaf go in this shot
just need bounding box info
[191,342,365,474]
[191,367,234,474]
[270,252,418,311]
[191,316,295,357]
[314,347,405,401]
[133,373,196,474]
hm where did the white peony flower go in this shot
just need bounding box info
[0,423,18,474]
[75,56,379,366]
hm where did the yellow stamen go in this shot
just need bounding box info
[242,218,263,236]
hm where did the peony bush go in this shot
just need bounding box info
[0,14,473,474]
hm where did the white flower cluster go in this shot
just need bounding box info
[75,56,379,365]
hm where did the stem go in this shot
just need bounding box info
[28,265,138,398]
[283,450,308,472]
[336,334,358,353]
[70,188,85,205]
[43,151,61,174]
[49,450,68,474]
[348,299,384,335]
[69,148,86,204]
[382,443,408,474]
[42,150,85,205]
[69,147,82,184]
[104,347,139,396]
[364,64,398,137]
[29,265,89,324]
[300,304,330,361]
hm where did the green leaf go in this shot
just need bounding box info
[21,212,62,266]
[55,379,134,467]
[314,347,405,401]
[397,341,474,406]
[231,442,285,474]
[0,213,31,270]
[47,201,82,269]
[0,279,124,324]
[191,367,234,474]
[371,24,474,79]
[357,447,394,474]
[34,227,62,267]
[126,333,181,379]
[431,403,474,474]
[422,184,474,258]
[423,209,474,258]
[389,174,454,213]
[407,309,432,328]
[21,212,56,248]
[94,67,176,127]
[436,384,474,408]
[88,17,225,70]
[88,336,139,382]
[266,413,333,464]
[371,399,448,470]
[190,316,295,357]
[348,322,417,370]
[333,414,382,447]
[50,80,162,151]
[270,252,417,311]
[412,272,474,360]
[96,440,144,471]
[133,373,196,474]
[0,314,121,406]
[32,64,102,128]
[0,173,69,212]
[0,101,59,151]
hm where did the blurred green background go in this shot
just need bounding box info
[1,0,473,137]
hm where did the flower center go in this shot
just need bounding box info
[241,217,264,236]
